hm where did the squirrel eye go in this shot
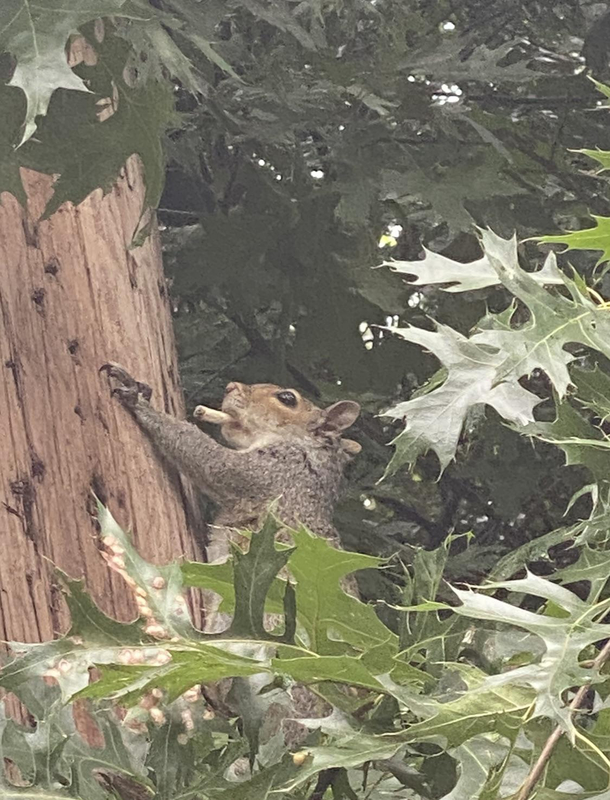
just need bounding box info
[276,390,298,408]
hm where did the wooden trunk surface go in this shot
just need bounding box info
[0,158,204,645]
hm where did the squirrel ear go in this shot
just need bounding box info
[322,400,360,432]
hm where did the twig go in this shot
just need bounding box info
[516,638,610,800]
[310,768,340,799]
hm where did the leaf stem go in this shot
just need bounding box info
[516,637,610,800]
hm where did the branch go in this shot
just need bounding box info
[310,768,340,799]
[516,638,610,800]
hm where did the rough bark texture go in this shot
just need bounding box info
[0,158,204,645]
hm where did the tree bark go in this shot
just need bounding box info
[0,157,204,645]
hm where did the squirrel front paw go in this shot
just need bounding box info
[193,405,231,425]
[100,362,153,408]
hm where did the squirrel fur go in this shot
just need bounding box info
[101,364,360,565]
[101,363,362,744]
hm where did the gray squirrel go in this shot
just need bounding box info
[101,363,361,565]
[101,363,362,738]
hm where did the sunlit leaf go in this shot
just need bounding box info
[383,320,540,473]
[449,573,610,739]
[385,248,563,293]
[384,229,610,472]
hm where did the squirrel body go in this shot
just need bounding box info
[102,364,361,739]
[101,366,360,561]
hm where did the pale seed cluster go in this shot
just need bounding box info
[102,534,169,638]
[43,658,73,681]
[44,532,215,739]
[131,684,211,734]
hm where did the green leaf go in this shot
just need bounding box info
[490,522,579,581]
[384,229,610,472]
[146,714,190,800]
[0,0,140,144]
[283,733,406,790]
[0,85,26,202]
[182,559,288,621]
[492,499,610,580]
[19,32,176,229]
[186,30,242,81]
[66,708,152,800]
[398,542,468,674]
[475,229,610,394]
[443,735,509,800]
[380,149,527,235]
[97,503,201,639]
[0,791,74,800]
[60,570,145,646]
[0,684,151,799]
[115,13,206,95]
[71,663,155,701]
[522,399,610,495]
[273,654,386,692]
[0,638,78,712]
[286,527,396,655]
[537,215,610,268]
[383,320,540,473]
[554,546,610,602]
[1,701,68,791]
[401,540,448,643]
[136,0,242,82]
[213,762,285,799]
[399,681,532,748]
[401,38,551,83]
[182,559,235,595]
[236,0,320,51]
[544,707,610,793]
[229,514,294,639]
[572,365,610,420]
[78,646,265,705]
[577,147,610,173]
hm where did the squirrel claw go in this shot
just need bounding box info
[111,385,139,407]
[101,362,152,406]
[100,362,135,386]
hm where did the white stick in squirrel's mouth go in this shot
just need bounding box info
[193,405,231,425]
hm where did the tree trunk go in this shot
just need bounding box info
[0,157,204,645]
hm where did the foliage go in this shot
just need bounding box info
[8,2,610,798]
[4,502,610,800]
[382,228,610,475]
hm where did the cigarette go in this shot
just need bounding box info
[193,405,231,425]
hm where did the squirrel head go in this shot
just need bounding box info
[199,382,361,455]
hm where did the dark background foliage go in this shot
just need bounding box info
[156,0,610,589]
[4,0,610,592]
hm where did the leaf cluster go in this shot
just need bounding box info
[4,503,610,799]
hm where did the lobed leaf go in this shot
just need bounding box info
[384,229,610,473]
[385,247,563,294]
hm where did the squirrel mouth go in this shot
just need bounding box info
[220,381,249,417]
[221,395,243,416]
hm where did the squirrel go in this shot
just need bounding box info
[101,363,362,741]
[100,362,361,580]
